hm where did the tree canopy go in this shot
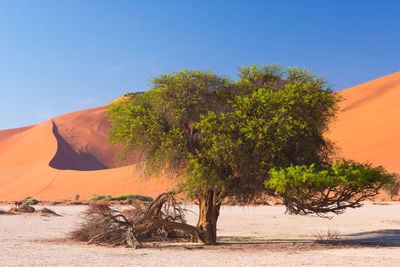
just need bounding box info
[106,64,395,244]
[191,65,341,202]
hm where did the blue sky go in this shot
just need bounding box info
[0,0,399,130]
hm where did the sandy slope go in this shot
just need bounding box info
[0,106,172,201]
[328,71,400,172]
[1,204,400,266]
[0,71,399,201]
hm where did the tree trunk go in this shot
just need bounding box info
[196,189,221,244]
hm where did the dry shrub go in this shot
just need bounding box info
[384,175,400,200]
[36,207,61,216]
[70,192,196,248]
[70,204,119,243]
[0,209,14,215]
[49,201,63,205]
[312,229,341,244]
[10,205,35,213]
[0,206,59,216]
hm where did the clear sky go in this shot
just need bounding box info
[0,0,399,130]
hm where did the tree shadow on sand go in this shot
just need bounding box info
[341,229,400,246]
[217,236,314,245]
[215,230,400,248]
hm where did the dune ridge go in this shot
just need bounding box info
[340,72,400,112]
[0,106,171,201]
[328,71,400,172]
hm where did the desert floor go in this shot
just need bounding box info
[1,203,400,266]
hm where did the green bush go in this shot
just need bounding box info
[21,197,39,205]
[89,195,111,201]
[111,194,153,202]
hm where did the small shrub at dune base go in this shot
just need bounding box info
[89,195,111,201]
[111,194,153,202]
[21,197,39,205]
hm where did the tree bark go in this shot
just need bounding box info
[196,189,221,244]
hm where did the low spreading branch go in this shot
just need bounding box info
[281,184,384,218]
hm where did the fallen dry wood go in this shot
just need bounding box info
[70,191,204,248]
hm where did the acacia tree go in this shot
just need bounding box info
[106,65,394,244]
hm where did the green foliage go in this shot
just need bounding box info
[107,70,233,174]
[21,196,39,205]
[266,161,393,194]
[265,160,395,216]
[108,64,392,212]
[89,195,111,201]
[193,64,341,201]
[106,69,233,179]
[111,194,153,202]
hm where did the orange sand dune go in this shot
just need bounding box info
[0,106,172,201]
[1,72,399,201]
[50,106,120,170]
[328,71,400,172]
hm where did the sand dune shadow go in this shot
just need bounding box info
[49,121,108,171]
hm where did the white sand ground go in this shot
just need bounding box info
[1,203,400,266]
